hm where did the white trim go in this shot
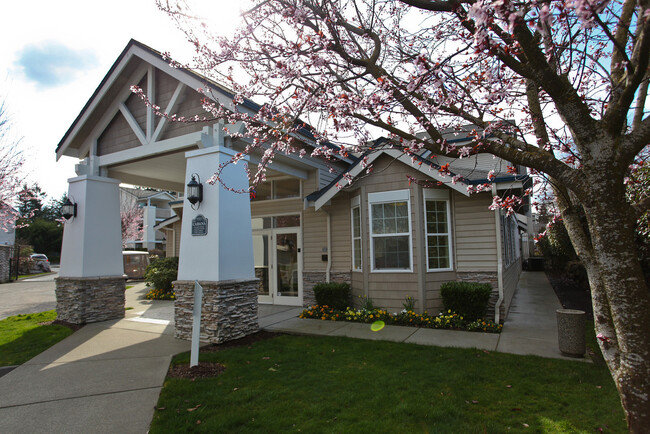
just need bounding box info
[76,64,150,160]
[119,103,147,146]
[368,189,413,273]
[152,81,185,143]
[423,192,454,272]
[97,131,203,167]
[56,52,138,160]
[351,200,362,272]
[384,149,470,196]
[314,152,383,210]
[146,65,155,141]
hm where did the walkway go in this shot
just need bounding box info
[263,271,580,360]
[0,271,580,433]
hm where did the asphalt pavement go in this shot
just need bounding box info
[0,267,59,320]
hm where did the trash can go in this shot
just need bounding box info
[556,309,586,357]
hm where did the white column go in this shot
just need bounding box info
[177,146,255,282]
[143,205,157,250]
[59,175,123,278]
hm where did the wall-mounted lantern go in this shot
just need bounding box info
[187,174,203,209]
[61,198,77,220]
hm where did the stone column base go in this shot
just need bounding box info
[173,279,259,344]
[55,276,126,324]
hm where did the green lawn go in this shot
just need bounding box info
[0,311,73,366]
[151,334,625,433]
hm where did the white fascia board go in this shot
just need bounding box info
[154,215,180,231]
[314,151,383,210]
[494,180,523,190]
[77,64,150,160]
[246,152,309,180]
[57,51,139,161]
[131,47,248,116]
[384,149,470,196]
[96,131,202,167]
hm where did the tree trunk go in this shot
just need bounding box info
[567,175,650,432]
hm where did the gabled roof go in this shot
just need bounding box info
[307,137,528,210]
[56,39,350,163]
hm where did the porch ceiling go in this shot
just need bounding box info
[107,151,187,192]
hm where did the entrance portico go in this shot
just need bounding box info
[54,40,332,342]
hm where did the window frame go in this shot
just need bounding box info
[423,189,454,272]
[251,177,302,202]
[368,189,413,273]
[351,196,362,272]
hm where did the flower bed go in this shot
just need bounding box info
[145,288,176,300]
[299,306,502,333]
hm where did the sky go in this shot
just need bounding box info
[0,0,245,201]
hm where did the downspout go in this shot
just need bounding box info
[325,208,332,283]
[492,184,504,324]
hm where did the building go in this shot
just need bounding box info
[54,39,531,342]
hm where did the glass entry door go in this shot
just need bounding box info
[253,228,302,306]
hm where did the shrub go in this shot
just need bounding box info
[144,256,179,295]
[440,281,492,321]
[312,282,351,310]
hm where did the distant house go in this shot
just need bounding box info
[0,205,16,283]
[55,39,532,325]
[120,187,176,252]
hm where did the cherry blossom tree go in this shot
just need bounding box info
[153,0,649,428]
[0,101,26,233]
[120,195,144,249]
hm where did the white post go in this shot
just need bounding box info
[177,146,255,281]
[190,280,203,367]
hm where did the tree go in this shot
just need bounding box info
[153,0,650,429]
[0,100,25,233]
[16,183,47,219]
[120,193,144,249]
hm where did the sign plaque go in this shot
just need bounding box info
[191,215,208,236]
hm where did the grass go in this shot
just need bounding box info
[0,311,73,366]
[17,271,53,279]
[150,334,625,433]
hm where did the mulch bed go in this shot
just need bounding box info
[38,320,84,332]
[167,330,281,379]
[167,362,226,379]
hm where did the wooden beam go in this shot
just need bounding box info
[96,131,202,167]
[146,65,155,142]
[119,102,147,146]
[151,81,185,143]
[76,64,149,159]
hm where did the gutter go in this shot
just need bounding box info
[492,184,505,324]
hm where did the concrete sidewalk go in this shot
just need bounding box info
[0,283,189,434]
[0,271,580,434]
[264,271,584,361]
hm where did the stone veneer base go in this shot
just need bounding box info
[456,271,501,322]
[173,279,259,344]
[55,276,126,324]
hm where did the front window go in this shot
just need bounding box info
[424,189,453,271]
[369,190,412,272]
[251,178,301,201]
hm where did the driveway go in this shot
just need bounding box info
[0,267,59,320]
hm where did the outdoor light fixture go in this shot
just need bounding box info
[61,197,77,220]
[187,173,203,209]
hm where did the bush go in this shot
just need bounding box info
[144,257,179,295]
[440,281,492,321]
[312,282,351,310]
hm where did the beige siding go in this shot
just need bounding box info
[329,195,351,272]
[346,155,425,312]
[424,271,456,313]
[454,192,498,272]
[97,112,141,155]
[303,206,328,271]
[159,88,206,140]
[124,75,148,133]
